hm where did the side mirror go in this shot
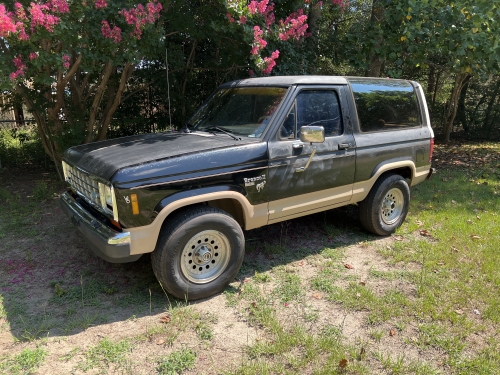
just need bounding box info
[299,126,325,144]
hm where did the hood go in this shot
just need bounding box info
[63,132,247,180]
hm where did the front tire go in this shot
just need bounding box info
[359,174,410,236]
[152,206,245,300]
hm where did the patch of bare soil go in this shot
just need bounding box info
[0,167,443,374]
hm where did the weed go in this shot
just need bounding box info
[76,338,132,373]
[195,322,214,341]
[0,347,47,374]
[157,348,196,375]
[273,272,304,303]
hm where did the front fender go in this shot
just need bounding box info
[127,188,268,255]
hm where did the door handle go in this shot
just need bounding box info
[292,142,304,150]
[338,143,353,150]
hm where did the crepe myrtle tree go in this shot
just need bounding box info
[223,0,347,76]
[0,0,163,176]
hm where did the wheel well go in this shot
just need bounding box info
[383,167,412,181]
[159,199,245,232]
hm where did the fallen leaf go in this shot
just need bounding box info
[452,246,459,252]
[312,292,323,299]
[393,235,404,241]
[344,263,354,269]
[159,315,171,324]
[359,281,366,286]
[251,301,258,308]
[339,358,348,368]
[455,309,464,315]
[470,235,481,239]
[390,329,396,336]
[356,292,361,298]
[419,229,431,237]
[451,200,457,205]
[474,309,481,315]
[415,220,424,226]
[466,219,472,224]
[476,215,481,220]
[156,339,165,345]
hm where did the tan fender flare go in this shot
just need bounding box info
[127,191,267,255]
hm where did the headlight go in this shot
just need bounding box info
[99,183,118,221]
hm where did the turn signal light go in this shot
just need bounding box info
[131,194,139,215]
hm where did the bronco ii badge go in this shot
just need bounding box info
[244,174,266,190]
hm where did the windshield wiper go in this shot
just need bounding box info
[205,126,241,140]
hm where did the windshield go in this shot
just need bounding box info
[189,86,288,138]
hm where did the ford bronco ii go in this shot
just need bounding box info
[60,76,434,300]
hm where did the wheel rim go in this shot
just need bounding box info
[180,230,231,284]
[381,188,404,225]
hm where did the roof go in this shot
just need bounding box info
[221,75,412,87]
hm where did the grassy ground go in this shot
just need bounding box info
[0,141,499,374]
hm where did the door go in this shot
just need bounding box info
[267,86,356,222]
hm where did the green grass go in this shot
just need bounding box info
[0,347,47,375]
[157,348,196,375]
[76,338,132,373]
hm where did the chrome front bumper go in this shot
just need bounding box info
[60,191,141,263]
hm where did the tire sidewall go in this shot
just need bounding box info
[158,211,244,300]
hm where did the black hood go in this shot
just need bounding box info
[63,132,246,180]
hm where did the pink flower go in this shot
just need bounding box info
[249,69,255,77]
[239,15,247,24]
[62,54,70,68]
[10,55,27,81]
[29,3,60,32]
[50,0,69,13]
[0,4,17,36]
[14,2,27,21]
[120,1,161,39]
[250,46,259,55]
[29,52,38,60]
[16,22,30,40]
[95,0,107,9]
[248,1,258,14]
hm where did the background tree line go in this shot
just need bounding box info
[0,0,499,174]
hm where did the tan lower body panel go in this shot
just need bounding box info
[128,192,268,255]
[268,184,353,223]
[411,165,432,186]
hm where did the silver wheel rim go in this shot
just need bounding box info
[180,230,231,284]
[381,188,404,225]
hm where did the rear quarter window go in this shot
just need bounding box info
[349,79,421,132]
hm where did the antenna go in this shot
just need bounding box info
[166,47,172,131]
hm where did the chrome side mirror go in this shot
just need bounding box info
[299,126,325,144]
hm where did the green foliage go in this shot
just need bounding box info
[0,126,46,168]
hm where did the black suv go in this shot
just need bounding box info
[60,76,434,300]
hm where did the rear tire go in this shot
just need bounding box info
[151,206,245,300]
[359,174,410,236]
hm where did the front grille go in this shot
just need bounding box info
[64,163,101,208]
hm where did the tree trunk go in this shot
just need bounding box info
[443,73,471,142]
[365,0,385,77]
[456,76,471,132]
[483,83,500,135]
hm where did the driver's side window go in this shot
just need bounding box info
[279,90,343,139]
